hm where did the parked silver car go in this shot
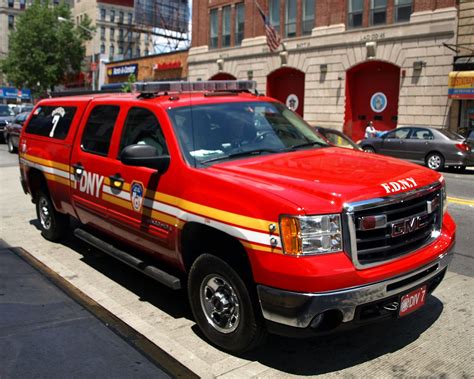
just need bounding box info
[359,126,474,171]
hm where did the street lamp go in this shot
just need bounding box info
[58,16,97,91]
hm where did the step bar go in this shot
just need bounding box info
[74,228,182,290]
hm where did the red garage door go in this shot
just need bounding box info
[344,61,400,142]
[267,67,305,116]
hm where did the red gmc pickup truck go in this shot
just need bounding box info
[19,81,455,353]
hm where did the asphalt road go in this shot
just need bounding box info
[1,143,473,377]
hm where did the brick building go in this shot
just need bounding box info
[188,0,459,140]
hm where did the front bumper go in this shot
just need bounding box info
[257,243,454,331]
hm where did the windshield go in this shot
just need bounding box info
[0,106,14,116]
[167,101,328,166]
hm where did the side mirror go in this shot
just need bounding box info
[120,144,170,172]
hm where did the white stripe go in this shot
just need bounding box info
[20,158,70,180]
[102,185,280,249]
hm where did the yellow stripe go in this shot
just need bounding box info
[448,196,474,206]
[44,172,70,186]
[241,241,283,254]
[102,193,178,227]
[24,154,70,172]
[106,179,276,233]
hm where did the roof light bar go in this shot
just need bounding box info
[132,80,256,94]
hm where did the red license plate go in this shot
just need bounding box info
[399,285,427,317]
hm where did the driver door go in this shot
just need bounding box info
[105,105,179,263]
[379,128,411,158]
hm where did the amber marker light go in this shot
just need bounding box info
[279,216,302,256]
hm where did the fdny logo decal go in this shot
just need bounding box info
[78,171,104,198]
[130,181,144,212]
[381,177,417,194]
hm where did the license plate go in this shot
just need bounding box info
[399,285,427,317]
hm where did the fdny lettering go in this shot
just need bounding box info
[79,171,104,198]
[381,177,417,194]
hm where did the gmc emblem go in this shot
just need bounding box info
[391,216,427,238]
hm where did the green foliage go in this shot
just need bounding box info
[0,0,94,97]
[122,73,137,93]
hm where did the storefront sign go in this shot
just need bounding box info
[0,87,31,100]
[107,64,138,77]
[370,92,388,113]
[448,71,474,99]
[153,61,182,71]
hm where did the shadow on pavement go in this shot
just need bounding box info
[239,296,443,375]
[29,219,444,376]
[443,167,474,175]
[28,219,192,321]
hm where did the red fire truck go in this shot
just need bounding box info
[18,81,455,352]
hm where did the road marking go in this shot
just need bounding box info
[448,196,474,207]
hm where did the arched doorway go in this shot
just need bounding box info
[344,61,400,142]
[267,67,305,116]
[209,72,236,80]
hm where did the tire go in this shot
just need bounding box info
[425,152,445,171]
[188,254,266,353]
[363,145,375,153]
[7,137,16,154]
[35,190,69,241]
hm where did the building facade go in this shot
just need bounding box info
[71,0,152,89]
[104,49,188,88]
[448,0,474,136]
[189,0,459,140]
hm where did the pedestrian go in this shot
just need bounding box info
[365,121,376,139]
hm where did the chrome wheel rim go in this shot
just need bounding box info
[200,274,240,333]
[39,197,52,230]
[428,155,441,170]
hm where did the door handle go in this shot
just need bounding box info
[109,174,124,190]
[72,163,84,179]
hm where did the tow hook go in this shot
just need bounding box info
[383,302,399,312]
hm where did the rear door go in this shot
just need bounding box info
[379,128,411,158]
[403,128,434,162]
[70,102,123,232]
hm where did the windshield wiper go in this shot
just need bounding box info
[201,148,281,164]
[284,141,327,151]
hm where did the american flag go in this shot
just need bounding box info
[255,1,281,52]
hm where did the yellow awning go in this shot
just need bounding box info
[448,71,474,99]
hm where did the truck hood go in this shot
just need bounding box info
[208,147,441,214]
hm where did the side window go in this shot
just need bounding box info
[386,129,410,139]
[81,105,120,156]
[119,107,168,156]
[25,106,77,139]
[411,129,433,140]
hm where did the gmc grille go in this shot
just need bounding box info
[344,183,443,268]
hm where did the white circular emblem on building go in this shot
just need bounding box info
[370,92,388,113]
[286,94,299,111]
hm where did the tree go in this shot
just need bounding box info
[0,0,93,97]
[122,73,137,93]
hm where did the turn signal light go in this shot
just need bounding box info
[280,216,302,256]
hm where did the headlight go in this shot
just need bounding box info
[280,214,343,256]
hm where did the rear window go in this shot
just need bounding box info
[25,106,77,140]
[438,129,463,140]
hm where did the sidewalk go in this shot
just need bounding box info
[0,243,171,378]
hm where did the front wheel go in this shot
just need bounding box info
[35,190,69,241]
[426,153,445,171]
[188,254,266,353]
